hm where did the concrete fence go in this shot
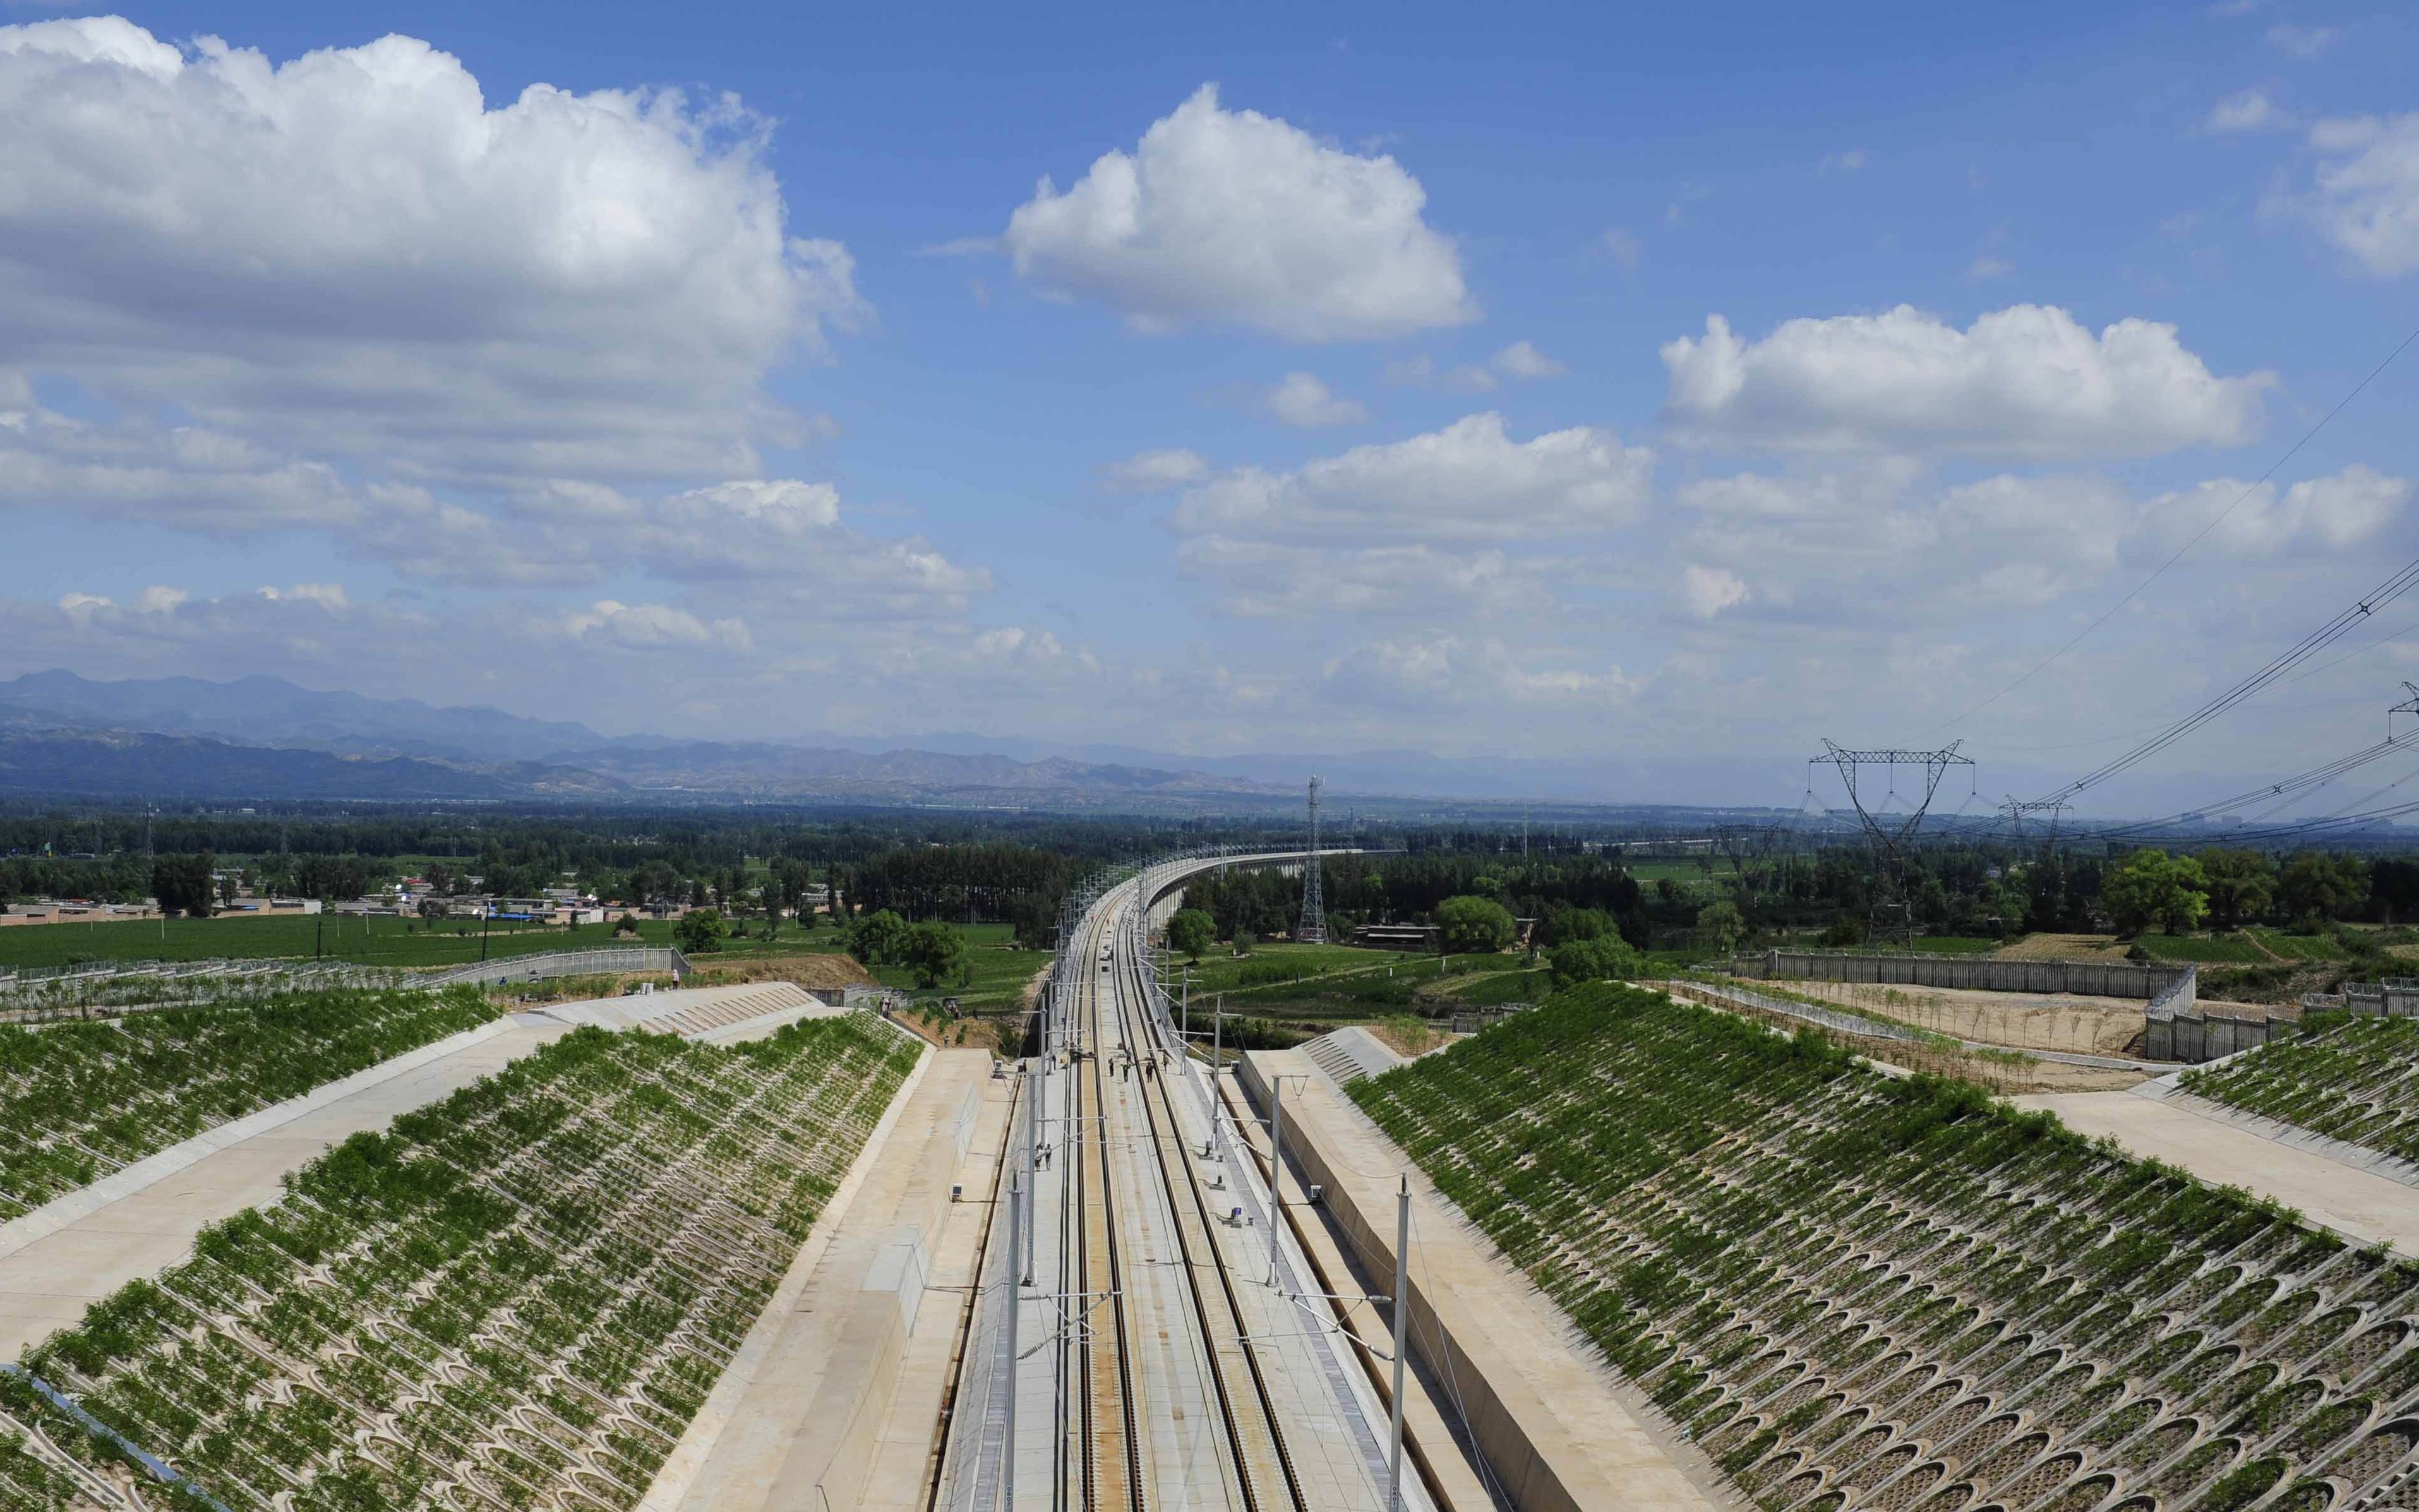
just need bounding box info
[2317,981,2419,1017]
[1749,948,2193,1002]
[423,947,689,989]
[2144,1011,2274,1063]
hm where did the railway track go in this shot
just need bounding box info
[1106,901,1311,1512]
[939,849,1407,1512]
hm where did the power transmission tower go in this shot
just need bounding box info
[2000,797,2069,855]
[1813,741,1974,950]
[1297,775,1328,944]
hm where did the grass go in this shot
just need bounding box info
[0,985,497,1220]
[2135,932,2271,964]
[3,1014,917,1509]
[2184,1012,2419,1163]
[2248,928,2352,963]
[1911,935,2003,955]
[1354,983,2408,1512]
[867,922,1041,1012]
[0,909,858,972]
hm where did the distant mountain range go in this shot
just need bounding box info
[0,671,1304,808]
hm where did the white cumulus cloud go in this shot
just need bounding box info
[1263,372,1369,427]
[2302,114,2419,276]
[1173,412,1652,544]
[1492,340,1566,380]
[1676,565,1750,619]
[2206,88,2286,134]
[563,600,752,652]
[1661,304,2272,460]
[1100,447,1211,495]
[0,16,862,489]
[1002,84,1474,341]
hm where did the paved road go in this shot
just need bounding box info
[2014,1086,2419,1252]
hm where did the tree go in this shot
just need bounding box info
[674,908,728,954]
[2374,858,2419,927]
[2278,851,2368,927]
[2195,849,2278,930]
[1549,935,1643,986]
[2101,850,2209,935]
[151,852,215,918]
[613,912,642,938]
[902,920,969,988]
[1434,894,1516,954]
[1539,906,1614,947]
[849,908,912,966]
[417,896,447,922]
[1167,908,1216,961]
[1696,900,1744,954]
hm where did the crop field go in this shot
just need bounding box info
[0,985,497,1222]
[2182,1015,2419,1165]
[0,1012,916,1511]
[1355,984,2419,1512]
[0,911,856,973]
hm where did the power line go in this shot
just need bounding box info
[2029,553,2419,807]
[1920,320,2419,740]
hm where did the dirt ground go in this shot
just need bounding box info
[1366,1018,1459,1057]
[1786,978,2147,1056]
[1669,983,2142,1092]
[1991,933,2134,963]
[682,951,876,991]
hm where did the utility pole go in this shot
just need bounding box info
[1390,1173,1410,1512]
[1268,1074,1287,1288]
[1023,1061,1038,1285]
[1004,1165,1019,1512]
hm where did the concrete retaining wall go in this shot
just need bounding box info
[1752,949,2188,1001]
[426,947,688,988]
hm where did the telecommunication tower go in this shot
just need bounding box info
[1297,775,1328,944]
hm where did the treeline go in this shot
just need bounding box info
[830,844,1080,946]
[0,805,1186,914]
[1183,853,1648,945]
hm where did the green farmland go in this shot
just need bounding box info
[0,909,856,972]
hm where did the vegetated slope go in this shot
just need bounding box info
[0,985,498,1221]
[1353,985,2419,1512]
[0,1014,918,1511]
[2182,1014,2419,1165]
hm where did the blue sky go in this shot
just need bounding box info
[1,1,2416,807]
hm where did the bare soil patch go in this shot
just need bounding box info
[684,951,876,991]
[1786,978,2146,1056]
[1366,1017,1458,1057]
[1991,932,2132,962]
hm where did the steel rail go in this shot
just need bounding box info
[1109,896,1312,1512]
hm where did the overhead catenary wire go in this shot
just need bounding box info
[2027,552,2419,808]
[1919,320,2419,741]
